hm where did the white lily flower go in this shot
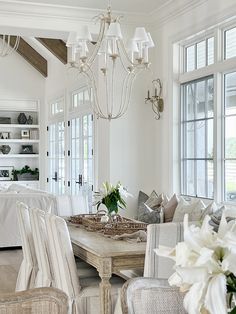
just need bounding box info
[204,274,227,314]
[155,212,236,314]
[118,185,133,198]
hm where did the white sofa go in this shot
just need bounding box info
[0,185,57,248]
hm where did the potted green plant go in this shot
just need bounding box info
[12,165,39,181]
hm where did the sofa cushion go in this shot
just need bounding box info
[163,194,179,222]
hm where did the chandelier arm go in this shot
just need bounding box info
[117,72,133,117]
[115,71,136,118]
[82,68,104,118]
[116,42,130,74]
[118,39,137,67]
[87,18,106,67]
[1,35,20,57]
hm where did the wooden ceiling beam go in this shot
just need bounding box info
[37,38,67,64]
[1,36,48,77]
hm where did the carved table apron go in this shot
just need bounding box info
[68,224,146,314]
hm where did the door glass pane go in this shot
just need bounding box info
[208,119,214,159]
[207,160,214,199]
[225,72,236,115]
[185,84,195,120]
[225,160,236,201]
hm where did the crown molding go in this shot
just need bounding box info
[150,0,209,28]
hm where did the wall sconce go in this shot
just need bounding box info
[145,78,164,120]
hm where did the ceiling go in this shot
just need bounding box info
[11,0,172,14]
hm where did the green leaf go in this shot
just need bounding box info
[229,306,236,314]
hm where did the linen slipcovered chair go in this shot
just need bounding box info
[15,202,38,291]
[121,222,187,314]
[28,208,53,288]
[45,213,125,314]
[0,287,68,314]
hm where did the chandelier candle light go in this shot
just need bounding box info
[66,3,154,120]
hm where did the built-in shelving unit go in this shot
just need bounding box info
[0,99,40,189]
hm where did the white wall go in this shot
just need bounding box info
[152,0,236,196]
[0,44,45,186]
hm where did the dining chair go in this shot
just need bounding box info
[45,213,124,314]
[0,287,68,314]
[29,208,52,288]
[121,222,186,314]
[15,202,38,291]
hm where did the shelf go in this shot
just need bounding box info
[0,139,39,143]
[0,154,39,158]
[0,124,39,128]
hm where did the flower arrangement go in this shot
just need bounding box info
[155,211,236,314]
[94,182,132,215]
[12,165,39,181]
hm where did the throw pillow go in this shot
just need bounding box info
[137,190,163,223]
[145,190,163,210]
[163,194,179,222]
[172,198,206,222]
[138,203,162,223]
[162,194,170,207]
[200,201,217,220]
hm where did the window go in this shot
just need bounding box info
[71,88,92,110]
[185,37,214,72]
[181,77,214,198]
[50,99,64,116]
[179,21,236,203]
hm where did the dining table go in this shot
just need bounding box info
[68,224,146,314]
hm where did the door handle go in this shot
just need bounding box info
[52,172,58,182]
[76,174,83,187]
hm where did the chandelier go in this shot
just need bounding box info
[0,35,20,57]
[66,5,154,120]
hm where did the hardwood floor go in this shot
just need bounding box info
[0,249,22,293]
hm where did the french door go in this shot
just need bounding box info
[69,113,94,209]
[47,121,65,195]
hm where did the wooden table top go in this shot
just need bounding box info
[68,224,146,258]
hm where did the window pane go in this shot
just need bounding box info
[196,80,206,119]
[208,119,214,158]
[207,78,214,117]
[207,160,214,198]
[225,160,236,201]
[196,160,206,197]
[186,160,195,196]
[185,122,194,158]
[196,120,206,158]
[225,27,236,59]
[225,116,236,158]
[197,41,206,69]
[207,37,214,65]
[185,84,195,120]
[186,45,195,72]
[225,72,236,115]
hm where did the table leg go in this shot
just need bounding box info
[98,258,112,314]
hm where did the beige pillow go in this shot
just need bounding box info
[145,191,163,210]
[200,201,217,220]
[163,194,179,222]
[172,199,205,222]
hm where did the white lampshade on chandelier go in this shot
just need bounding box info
[67,4,154,120]
[0,35,20,57]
